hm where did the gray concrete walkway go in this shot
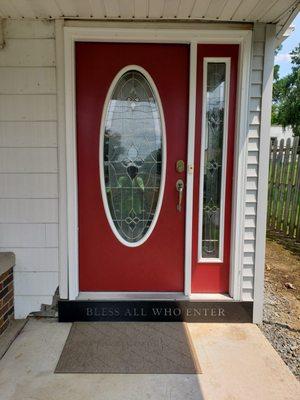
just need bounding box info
[0,319,299,400]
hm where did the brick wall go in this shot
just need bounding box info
[0,265,14,335]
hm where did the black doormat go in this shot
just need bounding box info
[55,322,202,374]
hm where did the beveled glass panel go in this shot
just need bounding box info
[202,63,226,258]
[103,70,163,244]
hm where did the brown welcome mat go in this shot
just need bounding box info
[55,322,201,374]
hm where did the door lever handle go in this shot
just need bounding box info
[176,179,184,212]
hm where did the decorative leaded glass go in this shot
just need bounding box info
[102,70,163,244]
[202,63,226,258]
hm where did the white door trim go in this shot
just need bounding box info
[184,40,197,295]
[63,25,252,300]
[229,30,252,300]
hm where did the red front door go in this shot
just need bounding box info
[76,43,189,292]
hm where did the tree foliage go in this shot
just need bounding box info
[272,43,300,136]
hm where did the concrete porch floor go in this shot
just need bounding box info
[0,319,299,400]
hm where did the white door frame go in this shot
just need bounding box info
[62,24,252,300]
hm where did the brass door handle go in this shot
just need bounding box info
[176,179,184,212]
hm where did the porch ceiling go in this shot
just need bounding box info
[0,0,298,26]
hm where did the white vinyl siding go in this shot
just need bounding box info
[0,20,58,318]
[241,24,266,301]
[0,68,56,94]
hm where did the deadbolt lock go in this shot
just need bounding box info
[176,160,185,173]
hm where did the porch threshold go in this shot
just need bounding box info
[58,299,253,323]
[77,292,233,301]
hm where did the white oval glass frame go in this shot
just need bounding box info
[99,65,167,247]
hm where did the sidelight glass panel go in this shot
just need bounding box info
[102,70,164,244]
[201,62,227,259]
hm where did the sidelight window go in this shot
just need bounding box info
[198,59,230,262]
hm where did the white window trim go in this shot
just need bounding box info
[198,58,231,263]
[99,65,166,248]
[60,24,252,301]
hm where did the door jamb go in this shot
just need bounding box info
[62,25,252,300]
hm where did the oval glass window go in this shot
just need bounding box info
[100,67,165,246]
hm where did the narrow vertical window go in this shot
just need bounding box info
[199,60,230,261]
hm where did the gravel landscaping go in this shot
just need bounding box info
[259,239,300,380]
